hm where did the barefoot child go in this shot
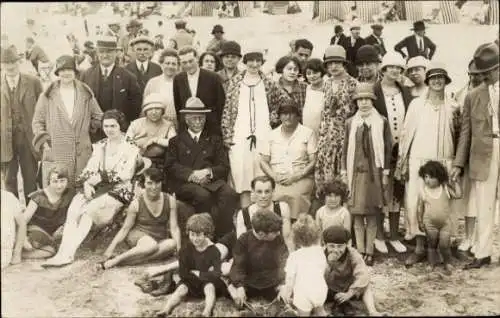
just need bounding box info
[323,225,387,316]
[341,83,392,266]
[1,169,27,269]
[157,213,225,317]
[416,160,462,275]
[22,166,75,259]
[283,214,328,316]
[315,179,351,233]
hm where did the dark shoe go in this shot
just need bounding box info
[150,272,175,296]
[134,275,158,294]
[365,254,374,266]
[463,257,492,270]
[405,252,426,268]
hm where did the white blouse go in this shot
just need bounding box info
[60,86,75,120]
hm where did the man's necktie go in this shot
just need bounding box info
[419,38,424,52]
[103,68,108,80]
[193,136,198,143]
[140,63,146,74]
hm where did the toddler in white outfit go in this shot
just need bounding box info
[283,214,328,316]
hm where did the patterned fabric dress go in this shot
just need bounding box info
[314,75,358,197]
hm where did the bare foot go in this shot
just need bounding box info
[202,309,212,317]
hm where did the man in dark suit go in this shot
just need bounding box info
[364,24,387,57]
[330,25,348,48]
[80,36,142,141]
[125,36,162,94]
[394,20,437,61]
[165,97,239,239]
[345,22,366,78]
[452,43,499,270]
[1,46,43,202]
[24,37,49,76]
[173,46,225,135]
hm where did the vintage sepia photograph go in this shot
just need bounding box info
[1,1,499,317]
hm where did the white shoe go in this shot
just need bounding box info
[458,240,471,252]
[389,240,407,253]
[374,239,388,254]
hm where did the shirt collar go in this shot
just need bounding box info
[136,59,148,70]
[187,67,200,78]
[100,64,115,75]
[187,129,202,140]
[5,73,20,86]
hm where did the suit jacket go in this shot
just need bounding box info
[454,83,498,181]
[345,37,366,77]
[125,61,163,94]
[1,73,43,162]
[173,68,225,134]
[394,35,436,60]
[330,33,348,48]
[25,45,49,73]
[165,129,230,193]
[79,65,142,124]
[364,34,387,56]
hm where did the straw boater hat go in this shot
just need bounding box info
[350,20,361,30]
[353,83,377,101]
[469,42,499,73]
[96,36,118,49]
[380,52,406,72]
[406,56,429,71]
[130,36,154,47]
[142,93,167,115]
[180,97,211,114]
[323,45,347,65]
[425,62,451,85]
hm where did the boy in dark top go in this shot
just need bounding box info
[228,209,289,307]
[157,213,226,317]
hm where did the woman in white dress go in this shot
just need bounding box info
[221,47,284,208]
[397,63,461,264]
[302,58,326,138]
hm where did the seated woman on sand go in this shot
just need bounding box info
[23,165,76,259]
[99,167,181,269]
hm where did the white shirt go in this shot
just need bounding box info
[101,64,115,77]
[187,68,200,97]
[60,86,76,120]
[188,129,202,142]
[5,73,20,90]
[136,60,148,73]
[415,35,424,51]
[285,245,328,296]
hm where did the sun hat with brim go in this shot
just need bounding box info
[411,20,426,31]
[353,83,377,101]
[220,41,242,57]
[425,62,451,85]
[406,56,429,71]
[323,45,347,64]
[96,36,118,49]
[350,20,361,30]
[380,52,406,72]
[467,59,481,75]
[130,36,154,47]
[54,55,77,76]
[1,46,21,63]
[243,45,266,64]
[142,93,167,114]
[180,97,211,113]
[211,24,224,35]
[469,42,499,74]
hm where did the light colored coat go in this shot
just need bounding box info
[32,80,103,184]
[1,73,43,163]
[454,83,498,181]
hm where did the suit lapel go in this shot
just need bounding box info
[180,72,191,98]
[112,66,121,107]
[17,74,29,103]
[197,69,206,98]
[180,130,202,161]
[90,66,101,99]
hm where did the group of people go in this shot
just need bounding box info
[1,14,500,317]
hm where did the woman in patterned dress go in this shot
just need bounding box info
[42,110,146,268]
[315,45,358,199]
[221,47,283,208]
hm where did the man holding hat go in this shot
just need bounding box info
[169,19,193,51]
[80,36,142,141]
[206,24,227,55]
[217,40,242,91]
[364,24,386,57]
[165,96,239,239]
[345,21,366,78]
[125,36,162,93]
[394,20,436,61]
[453,43,500,269]
[406,56,429,97]
[1,46,43,202]
[355,44,382,84]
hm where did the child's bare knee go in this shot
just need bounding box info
[177,284,189,295]
[204,283,215,294]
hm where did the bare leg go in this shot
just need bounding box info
[145,260,179,278]
[365,216,377,256]
[22,246,55,259]
[362,285,381,316]
[353,216,366,254]
[312,305,327,316]
[122,239,177,266]
[104,236,159,269]
[158,284,188,315]
[297,309,311,316]
[202,283,216,317]
[240,191,251,209]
